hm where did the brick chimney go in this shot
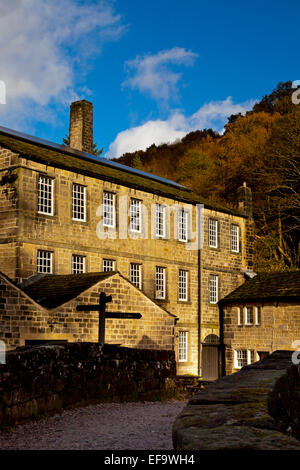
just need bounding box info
[237,182,253,217]
[69,100,93,154]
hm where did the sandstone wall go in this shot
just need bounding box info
[0,146,252,376]
[0,272,175,352]
[0,342,177,426]
[223,302,300,375]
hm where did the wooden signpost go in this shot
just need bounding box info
[76,292,142,345]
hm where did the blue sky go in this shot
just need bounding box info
[0,0,299,157]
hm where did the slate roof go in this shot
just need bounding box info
[220,271,300,304]
[23,272,114,309]
[0,126,245,217]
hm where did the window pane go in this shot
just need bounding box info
[155,204,165,237]
[38,175,53,215]
[130,263,142,289]
[237,350,247,368]
[208,219,218,248]
[209,275,218,304]
[72,184,86,221]
[130,199,141,232]
[179,270,188,301]
[103,192,115,227]
[246,307,253,324]
[178,331,188,362]
[37,250,52,273]
[178,209,188,242]
[155,267,166,299]
[230,224,239,252]
[103,259,115,272]
[72,255,86,274]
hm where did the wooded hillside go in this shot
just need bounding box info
[114,82,300,271]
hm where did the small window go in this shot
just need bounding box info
[209,274,218,304]
[178,331,188,362]
[37,250,53,273]
[103,192,115,228]
[230,224,239,253]
[248,350,256,364]
[178,270,188,301]
[235,349,247,369]
[72,255,86,274]
[130,263,142,289]
[155,204,166,238]
[129,199,142,232]
[38,175,54,215]
[208,219,218,248]
[245,306,254,325]
[102,259,115,272]
[155,266,166,299]
[238,307,243,325]
[255,306,261,325]
[178,209,188,242]
[72,184,86,221]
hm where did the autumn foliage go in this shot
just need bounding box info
[114,82,300,271]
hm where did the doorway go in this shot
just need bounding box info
[202,334,220,381]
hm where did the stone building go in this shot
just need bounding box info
[219,270,300,375]
[0,100,254,378]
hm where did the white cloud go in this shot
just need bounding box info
[0,0,125,129]
[106,97,256,157]
[123,47,198,102]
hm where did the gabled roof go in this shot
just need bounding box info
[21,271,177,319]
[0,125,245,217]
[23,272,114,309]
[220,271,300,304]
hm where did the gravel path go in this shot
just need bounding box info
[0,400,187,450]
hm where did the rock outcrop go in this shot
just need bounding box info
[172,351,300,450]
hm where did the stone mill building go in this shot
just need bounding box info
[0,100,255,380]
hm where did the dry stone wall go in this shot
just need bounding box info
[0,342,177,426]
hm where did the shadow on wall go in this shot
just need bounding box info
[137,335,160,350]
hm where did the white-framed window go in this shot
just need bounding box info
[178,209,188,242]
[209,274,218,304]
[238,307,243,325]
[37,250,53,273]
[155,204,166,238]
[178,331,188,362]
[102,259,115,272]
[208,219,218,248]
[245,306,254,325]
[255,306,261,325]
[38,175,54,215]
[129,198,142,232]
[130,263,142,289]
[234,349,257,369]
[155,266,166,299]
[178,269,188,301]
[72,183,86,221]
[230,224,239,253]
[72,255,86,274]
[103,191,116,228]
[234,349,247,369]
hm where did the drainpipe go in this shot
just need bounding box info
[197,204,202,377]
[219,300,225,377]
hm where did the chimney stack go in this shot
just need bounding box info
[237,181,253,217]
[69,100,93,154]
